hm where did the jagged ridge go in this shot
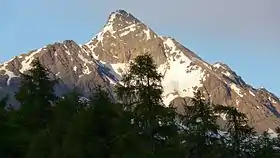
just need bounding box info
[0,10,280,132]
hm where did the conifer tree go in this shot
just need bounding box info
[254,131,279,158]
[181,91,220,158]
[116,53,163,106]
[25,91,83,158]
[116,53,179,157]
[0,95,23,158]
[215,105,256,158]
[11,58,57,157]
[273,127,280,156]
[62,87,133,158]
[15,58,57,131]
[275,127,280,144]
[5,53,280,158]
[0,96,9,157]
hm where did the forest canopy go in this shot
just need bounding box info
[0,55,280,158]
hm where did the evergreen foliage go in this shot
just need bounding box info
[15,58,57,131]
[0,55,279,158]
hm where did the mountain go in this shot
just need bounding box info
[0,10,279,132]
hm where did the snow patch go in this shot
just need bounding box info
[213,63,223,69]
[78,54,93,75]
[107,52,206,107]
[119,24,137,37]
[63,45,71,55]
[161,38,206,105]
[65,50,71,56]
[78,54,94,65]
[222,71,231,77]
[73,66,77,72]
[82,46,100,61]
[84,44,96,55]
[105,76,117,85]
[0,66,17,85]
[100,60,106,64]
[249,90,255,96]
[110,63,129,77]
[230,84,244,97]
[143,29,151,40]
[92,52,99,60]
[163,38,180,57]
[20,48,42,73]
[267,128,278,138]
[5,70,17,85]
[0,57,19,85]
[269,97,277,104]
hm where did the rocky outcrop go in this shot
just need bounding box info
[0,9,279,132]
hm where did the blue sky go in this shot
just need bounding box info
[1,0,279,96]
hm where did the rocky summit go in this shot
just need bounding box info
[0,10,279,132]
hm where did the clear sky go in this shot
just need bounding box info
[1,0,279,96]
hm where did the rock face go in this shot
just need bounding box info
[0,9,279,132]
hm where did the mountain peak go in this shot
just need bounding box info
[85,9,163,64]
[2,10,280,132]
[86,9,145,46]
[111,9,133,18]
[212,62,231,70]
[106,9,141,26]
[115,9,130,15]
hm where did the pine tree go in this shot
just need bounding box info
[181,91,220,158]
[10,58,58,157]
[62,87,133,158]
[116,53,180,157]
[0,96,10,157]
[116,53,163,106]
[25,128,52,158]
[275,127,280,144]
[25,91,83,158]
[215,105,256,158]
[273,127,280,156]
[15,58,57,131]
[254,131,279,158]
[0,95,23,158]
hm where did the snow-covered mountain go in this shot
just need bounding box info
[0,10,279,132]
